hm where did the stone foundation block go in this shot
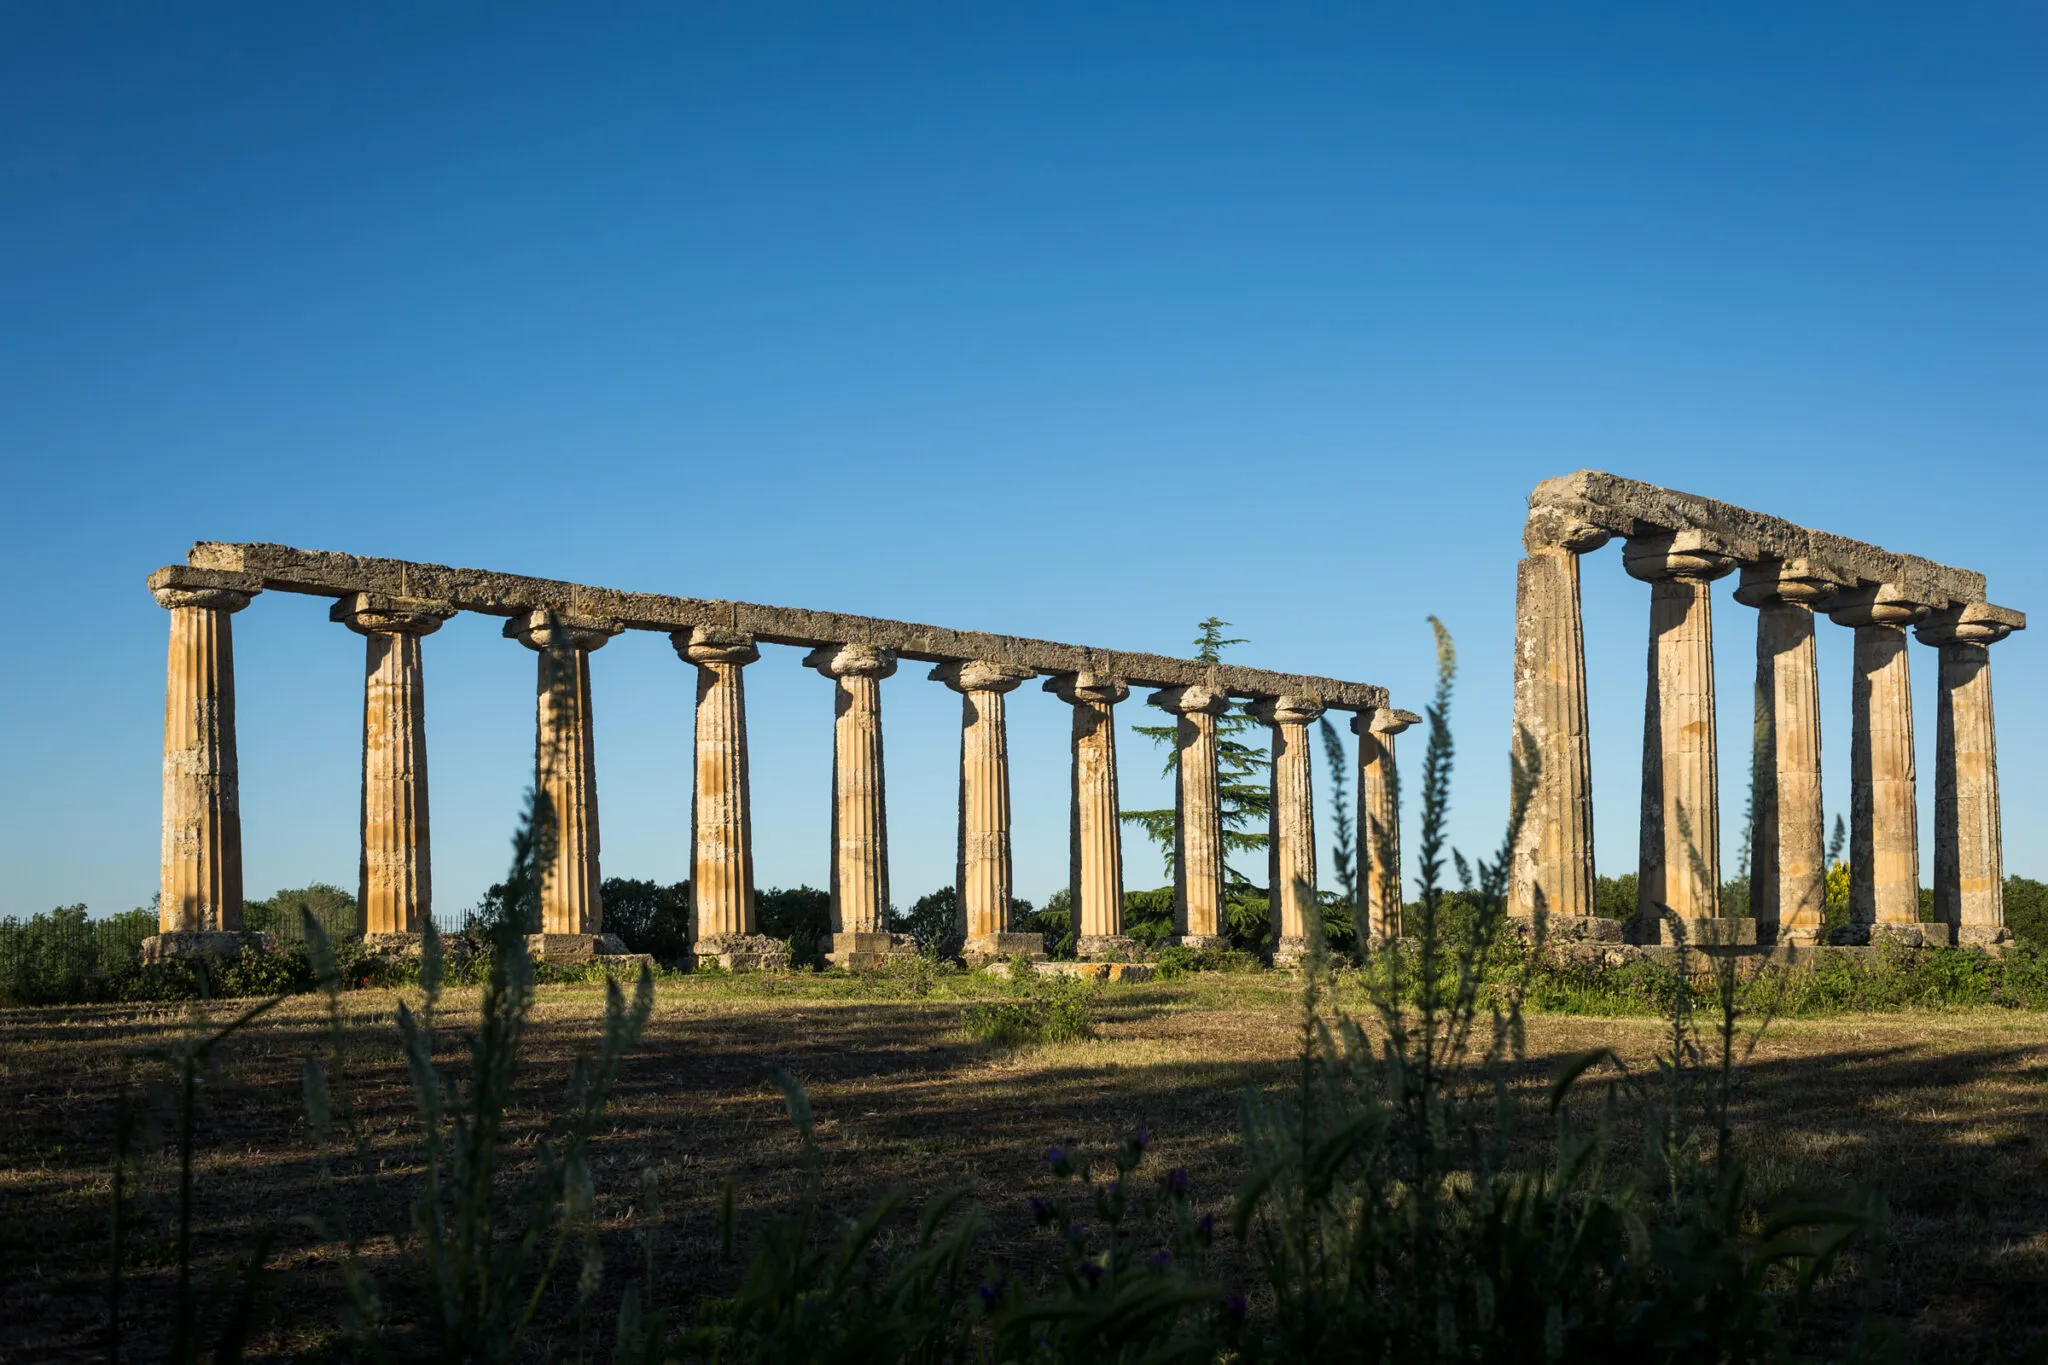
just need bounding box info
[962,931,1047,967]
[1829,923,1940,948]
[1955,925,2012,949]
[1270,936,1310,969]
[362,932,425,956]
[691,934,790,972]
[1168,934,1232,952]
[1034,960,1154,983]
[527,932,634,963]
[1075,934,1139,962]
[827,931,920,971]
[1507,915,1625,944]
[140,931,276,962]
[1632,915,1757,947]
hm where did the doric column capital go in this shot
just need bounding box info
[1733,557,1850,609]
[1043,671,1128,707]
[1522,511,1613,555]
[1916,601,2026,648]
[929,659,1033,694]
[1826,583,1936,629]
[1147,684,1231,716]
[1247,694,1325,727]
[1352,706,1420,738]
[672,625,760,667]
[805,641,897,679]
[331,592,457,637]
[148,566,259,613]
[504,609,621,652]
[1621,530,1739,584]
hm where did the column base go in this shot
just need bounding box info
[527,932,645,964]
[1829,922,1941,948]
[1956,924,2012,949]
[363,932,425,956]
[689,934,791,972]
[1270,936,1311,969]
[826,931,920,970]
[1167,933,1232,952]
[962,932,1047,967]
[1075,934,1139,962]
[139,931,275,962]
[1506,914,1625,944]
[1762,923,1828,948]
[1629,915,1758,947]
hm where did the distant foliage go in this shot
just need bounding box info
[0,904,155,1005]
[1020,888,1076,958]
[757,885,830,968]
[1594,871,1638,920]
[959,965,1096,1045]
[2009,876,2048,947]
[598,877,691,962]
[245,883,356,941]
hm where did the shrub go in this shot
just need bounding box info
[245,883,356,942]
[598,876,691,962]
[757,885,830,968]
[961,975,1095,1045]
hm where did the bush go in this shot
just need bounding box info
[2008,875,2048,947]
[598,877,691,962]
[0,905,157,1005]
[757,885,830,968]
[960,971,1096,1045]
[245,883,356,942]
[1121,886,1176,949]
[1020,888,1076,958]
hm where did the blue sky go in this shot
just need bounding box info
[4,3,2043,920]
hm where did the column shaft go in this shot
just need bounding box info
[1356,709,1413,940]
[1048,673,1130,957]
[1254,696,1323,965]
[1150,686,1230,945]
[158,597,250,934]
[360,633,431,935]
[1640,577,1721,918]
[1935,643,2001,935]
[809,644,899,964]
[691,645,757,940]
[1850,626,1919,927]
[1509,546,1598,920]
[537,643,602,935]
[1750,600,1826,943]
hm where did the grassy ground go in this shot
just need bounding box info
[3,969,2047,1360]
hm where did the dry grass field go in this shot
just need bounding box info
[4,970,2047,1361]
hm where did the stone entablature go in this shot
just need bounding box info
[1512,470,2023,951]
[148,544,1399,967]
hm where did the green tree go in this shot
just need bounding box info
[1121,617,1271,882]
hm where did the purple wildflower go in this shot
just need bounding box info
[1225,1293,1247,1322]
[1082,1262,1104,1287]
[1147,1250,1172,1269]
[1165,1167,1191,1194]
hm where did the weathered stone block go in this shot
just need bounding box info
[962,931,1046,967]
[1955,924,2012,949]
[1270,936,1310,970]
[140,931,274,961]
[826,931,918,970]
[1828,923,1938,948]
[1632,915,1757,947]
[526,932,633,963]
[1168,933,1232,952]
[1506,914,1625,944]
[1075,934,1139,962]
[691,934,790,972]
[1035,960,1154,983]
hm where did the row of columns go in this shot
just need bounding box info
[1510,523,2020,947]
[150,572,1411,962]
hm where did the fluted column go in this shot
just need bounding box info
[1919,603,2023,946]
[1149,685,1232,948]
[1046,672,1132,959]
[1508,515,1609,924]
[148,567,259,953]
[507,610,621,949]
[334,594,455,940]
[1733,561,1841,946]
[676,626,784,969]
[807,643,907,968]
[1625,531,1738,940]
[1254,695,1324,966]
[1355,707,1416,941]
[1829,585,1932,942]
[932,660,1041,964]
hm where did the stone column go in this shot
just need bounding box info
[806,643,912,969]
[506,610,624,958]
[1508,514,1610,927]
[1149,685,1233,949]
[674,627,785,971]
[1624,531,1748,944]
[932,660,1043,965]
[333,594,455,944]
[1253,696,1324,967]
[1046,672,1133,960]
[146,567,260,957]
[1355,707,1417,942]
[1918,603,2024,947]
[1828,585,1933,944]
[1732,561,1842,946]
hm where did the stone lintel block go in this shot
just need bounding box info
[962,931,1047,966]
[139,930,273,961]
[1075,933,1139,962]
[1034,960,1155,983]
[1917,601,2027,647]
[1631,915,1758,947]
[149,565,263,596]
[185,542,1392,707]
[1505,914,1626,944]
[1525,471,1985,607]
[690,934,790,971]
[526,932,634,962]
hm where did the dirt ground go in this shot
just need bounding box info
[4,971,2047,1361]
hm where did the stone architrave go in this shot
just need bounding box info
[1252,695,1324,967]
[1149,685,1233,950]
[1354,707,1417,942]
[1046,672,1134,960]
[333,593,456,945]
[1624,531,1751,945]
[1732,560,1843,946]
[933,660,1044,966]
[507,609,627,958]
[1918,603,2025,947]
[1508,514,1609,927]
[674,627,786,971]
[146,566,260,958]
[807,643,916,969]
[1828,584,1934,944]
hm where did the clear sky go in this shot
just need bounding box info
[4,3,2042,922]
